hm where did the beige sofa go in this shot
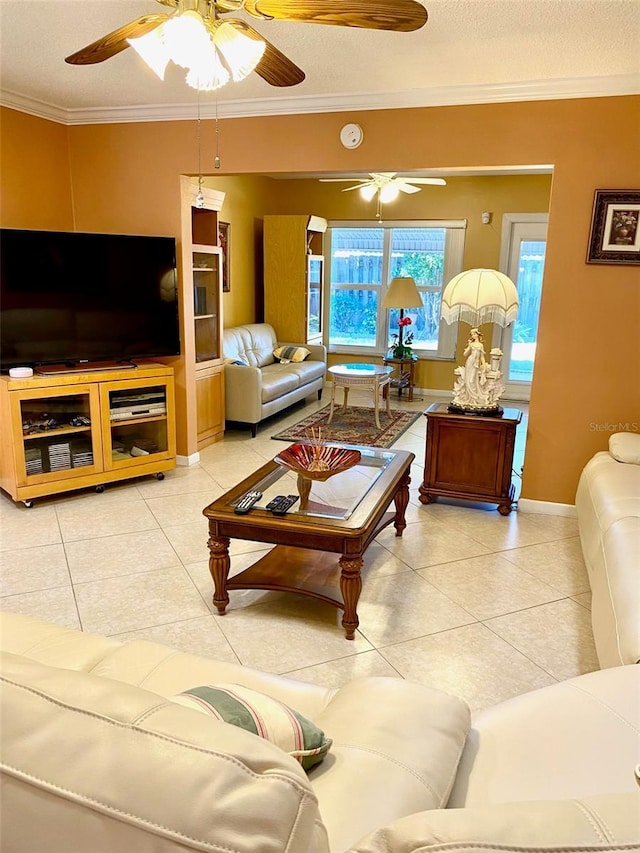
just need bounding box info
[575,431,640,668]
[2,611,639,852]
[222,323,327,436]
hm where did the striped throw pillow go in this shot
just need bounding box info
[273,346,311,363]
[173,684,332,771]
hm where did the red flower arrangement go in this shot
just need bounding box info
[390,315,414,357]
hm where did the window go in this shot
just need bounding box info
[325,220,466,358]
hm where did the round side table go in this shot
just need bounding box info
[328,363,393,429]
[382,355,417,402]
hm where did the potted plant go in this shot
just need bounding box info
[390,316,414,358]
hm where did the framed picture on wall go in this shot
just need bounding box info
[218,222,230,291]
[587,189,640,265]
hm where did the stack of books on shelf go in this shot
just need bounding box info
[48,442,71,472]
[71,440,93,468]
[25,447,43,475]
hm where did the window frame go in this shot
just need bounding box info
[324,219,466,359]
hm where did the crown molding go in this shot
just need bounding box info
[1,73,638,126]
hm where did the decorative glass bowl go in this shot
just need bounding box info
[274,443,361,482]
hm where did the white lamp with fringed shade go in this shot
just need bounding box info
[441,269,519,415]
[441,269,519,327]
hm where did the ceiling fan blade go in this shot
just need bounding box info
[397,184,422,194]
[65,14,169,65]
[226,20,305,86]
[319,177,370,183]
[341,184,369,192]
[401,177,447,186]
[251,0,427,32]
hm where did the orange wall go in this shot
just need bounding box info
[199,174,275,327]
[0,109,73,230]
[1,96,639,504]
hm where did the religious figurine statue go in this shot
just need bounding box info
[449,328,505,414]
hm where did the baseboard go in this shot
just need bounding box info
[416,388,451,400]
[176,452,200,467]
[518,498,576,517]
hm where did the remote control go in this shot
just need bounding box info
[271,494,299,516]
[234,490,262,514]
[266,495,287,512]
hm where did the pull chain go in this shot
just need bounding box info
[195,90,205,207]
[214,89,221,169]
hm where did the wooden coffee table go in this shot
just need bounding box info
[203,446,414,639]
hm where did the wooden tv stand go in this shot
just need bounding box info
[0,363,176,506]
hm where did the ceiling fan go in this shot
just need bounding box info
[320,172,446,198]
[65,0,428,90]
[320,172,446,219]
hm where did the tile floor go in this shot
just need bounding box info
[0,389,598,713]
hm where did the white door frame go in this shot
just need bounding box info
[493,213,548,401]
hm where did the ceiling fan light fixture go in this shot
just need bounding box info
[379,182,400,203]
[211,22,266,83]
[163,10,211,69]
[127,27,170,80]
[360,184,378,202]
[185,40,230,90]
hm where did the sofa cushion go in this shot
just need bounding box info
[274,345,311,363]
[596,516,640,666]
[261,363,301,401]
[222,323,277,368]
[576,450,640,567]
[448,665,640,808]
[173,683,332,770]
[352,793,640,851]
[288,360,327,385]
[610,431,640,464]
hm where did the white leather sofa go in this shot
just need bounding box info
[2,611,639,852]
[575,431,640,668]
[222,323,327,436]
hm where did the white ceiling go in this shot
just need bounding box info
[1,0,639,125]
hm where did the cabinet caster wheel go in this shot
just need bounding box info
[23,500,34,509]
[95,485,105,494]
[156,472,165,481]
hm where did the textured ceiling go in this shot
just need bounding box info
[0,0,639,124]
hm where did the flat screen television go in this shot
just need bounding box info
[0,228,180,371]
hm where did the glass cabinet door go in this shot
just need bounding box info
[307,255,324,342]
[193,247,222,363]
[102,380,174,470]
[13,386,100,485]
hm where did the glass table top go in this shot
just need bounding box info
[243,445,396,521]
[329,363,393,378]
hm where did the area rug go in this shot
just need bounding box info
[272,405,422,449]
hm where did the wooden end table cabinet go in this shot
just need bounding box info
[419,403,522,515]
